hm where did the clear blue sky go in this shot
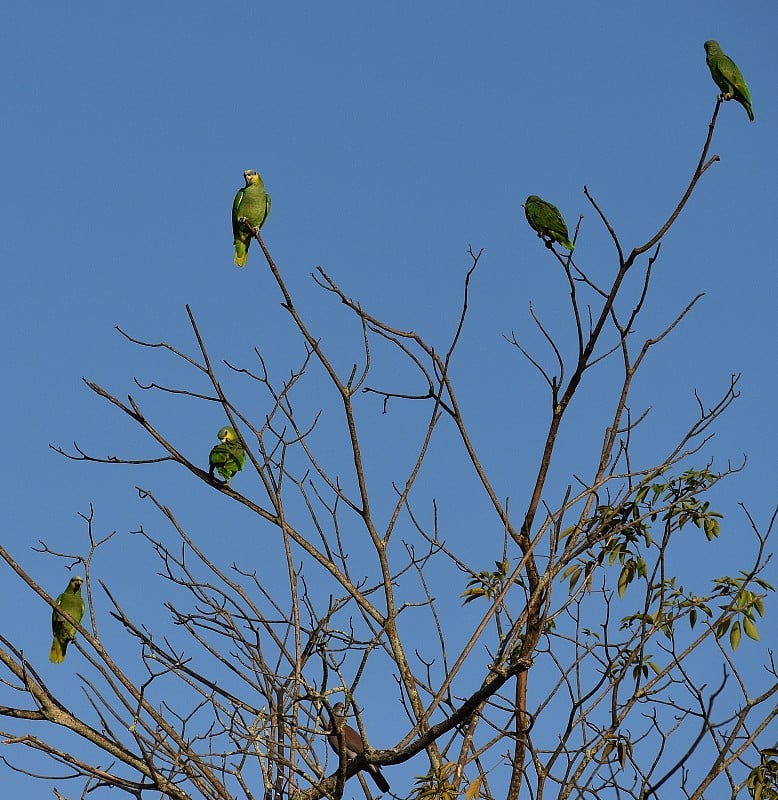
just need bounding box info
[1,3,775,797]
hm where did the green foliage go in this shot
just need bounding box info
[747,749,778,800]
[558,467,774,658]
[562,468,723,598]
[711,571,773,651]
[605,648,661,683]
[462,559,511,604]
[620,578,715,638]
[660,468,723,540]
[590,733,633,769]
[412,763,468,800]
[618,568,773,653]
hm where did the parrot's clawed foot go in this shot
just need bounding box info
[238,216,258,236]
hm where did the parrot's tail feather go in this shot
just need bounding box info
[746,104,754,122]
[234,241,249,267]
[50,639,65,663]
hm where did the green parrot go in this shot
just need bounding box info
[523,195,575,252]
[208,426,246,483]
[704,40,754,122]
[50,576,85,663]
[232,169,271,267]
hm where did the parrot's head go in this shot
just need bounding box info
[704,40,721,56]
[243,169,260,186]
[69,577,84,592]
[217,426,238,443]
[523,195,540,209]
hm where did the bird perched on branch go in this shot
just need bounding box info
[523,195,575,252]
[50,576,85,663]
[208,426,246,484]
[232,169,271,266]
[704,40,754,122]
[327,702,390,793]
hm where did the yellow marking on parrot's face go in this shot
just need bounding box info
[243,170,259,186]
[217,426,237,442]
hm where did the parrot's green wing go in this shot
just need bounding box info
[209,442,246,482]
[524,195,575,251]
[704,40,754,122]
[50,577,85,663]
[208,426,246,483]
[232,169,272,267]
[232,187,246,240]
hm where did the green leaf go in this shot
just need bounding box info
[617,564,631,598]
[743,616,760,641]
[461,587,485,605]
[704,518,719,540]
[562,564,582,592]
[601,740,615,762]
[729,620,742,651]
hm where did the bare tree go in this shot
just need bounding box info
[1,99,775,800]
